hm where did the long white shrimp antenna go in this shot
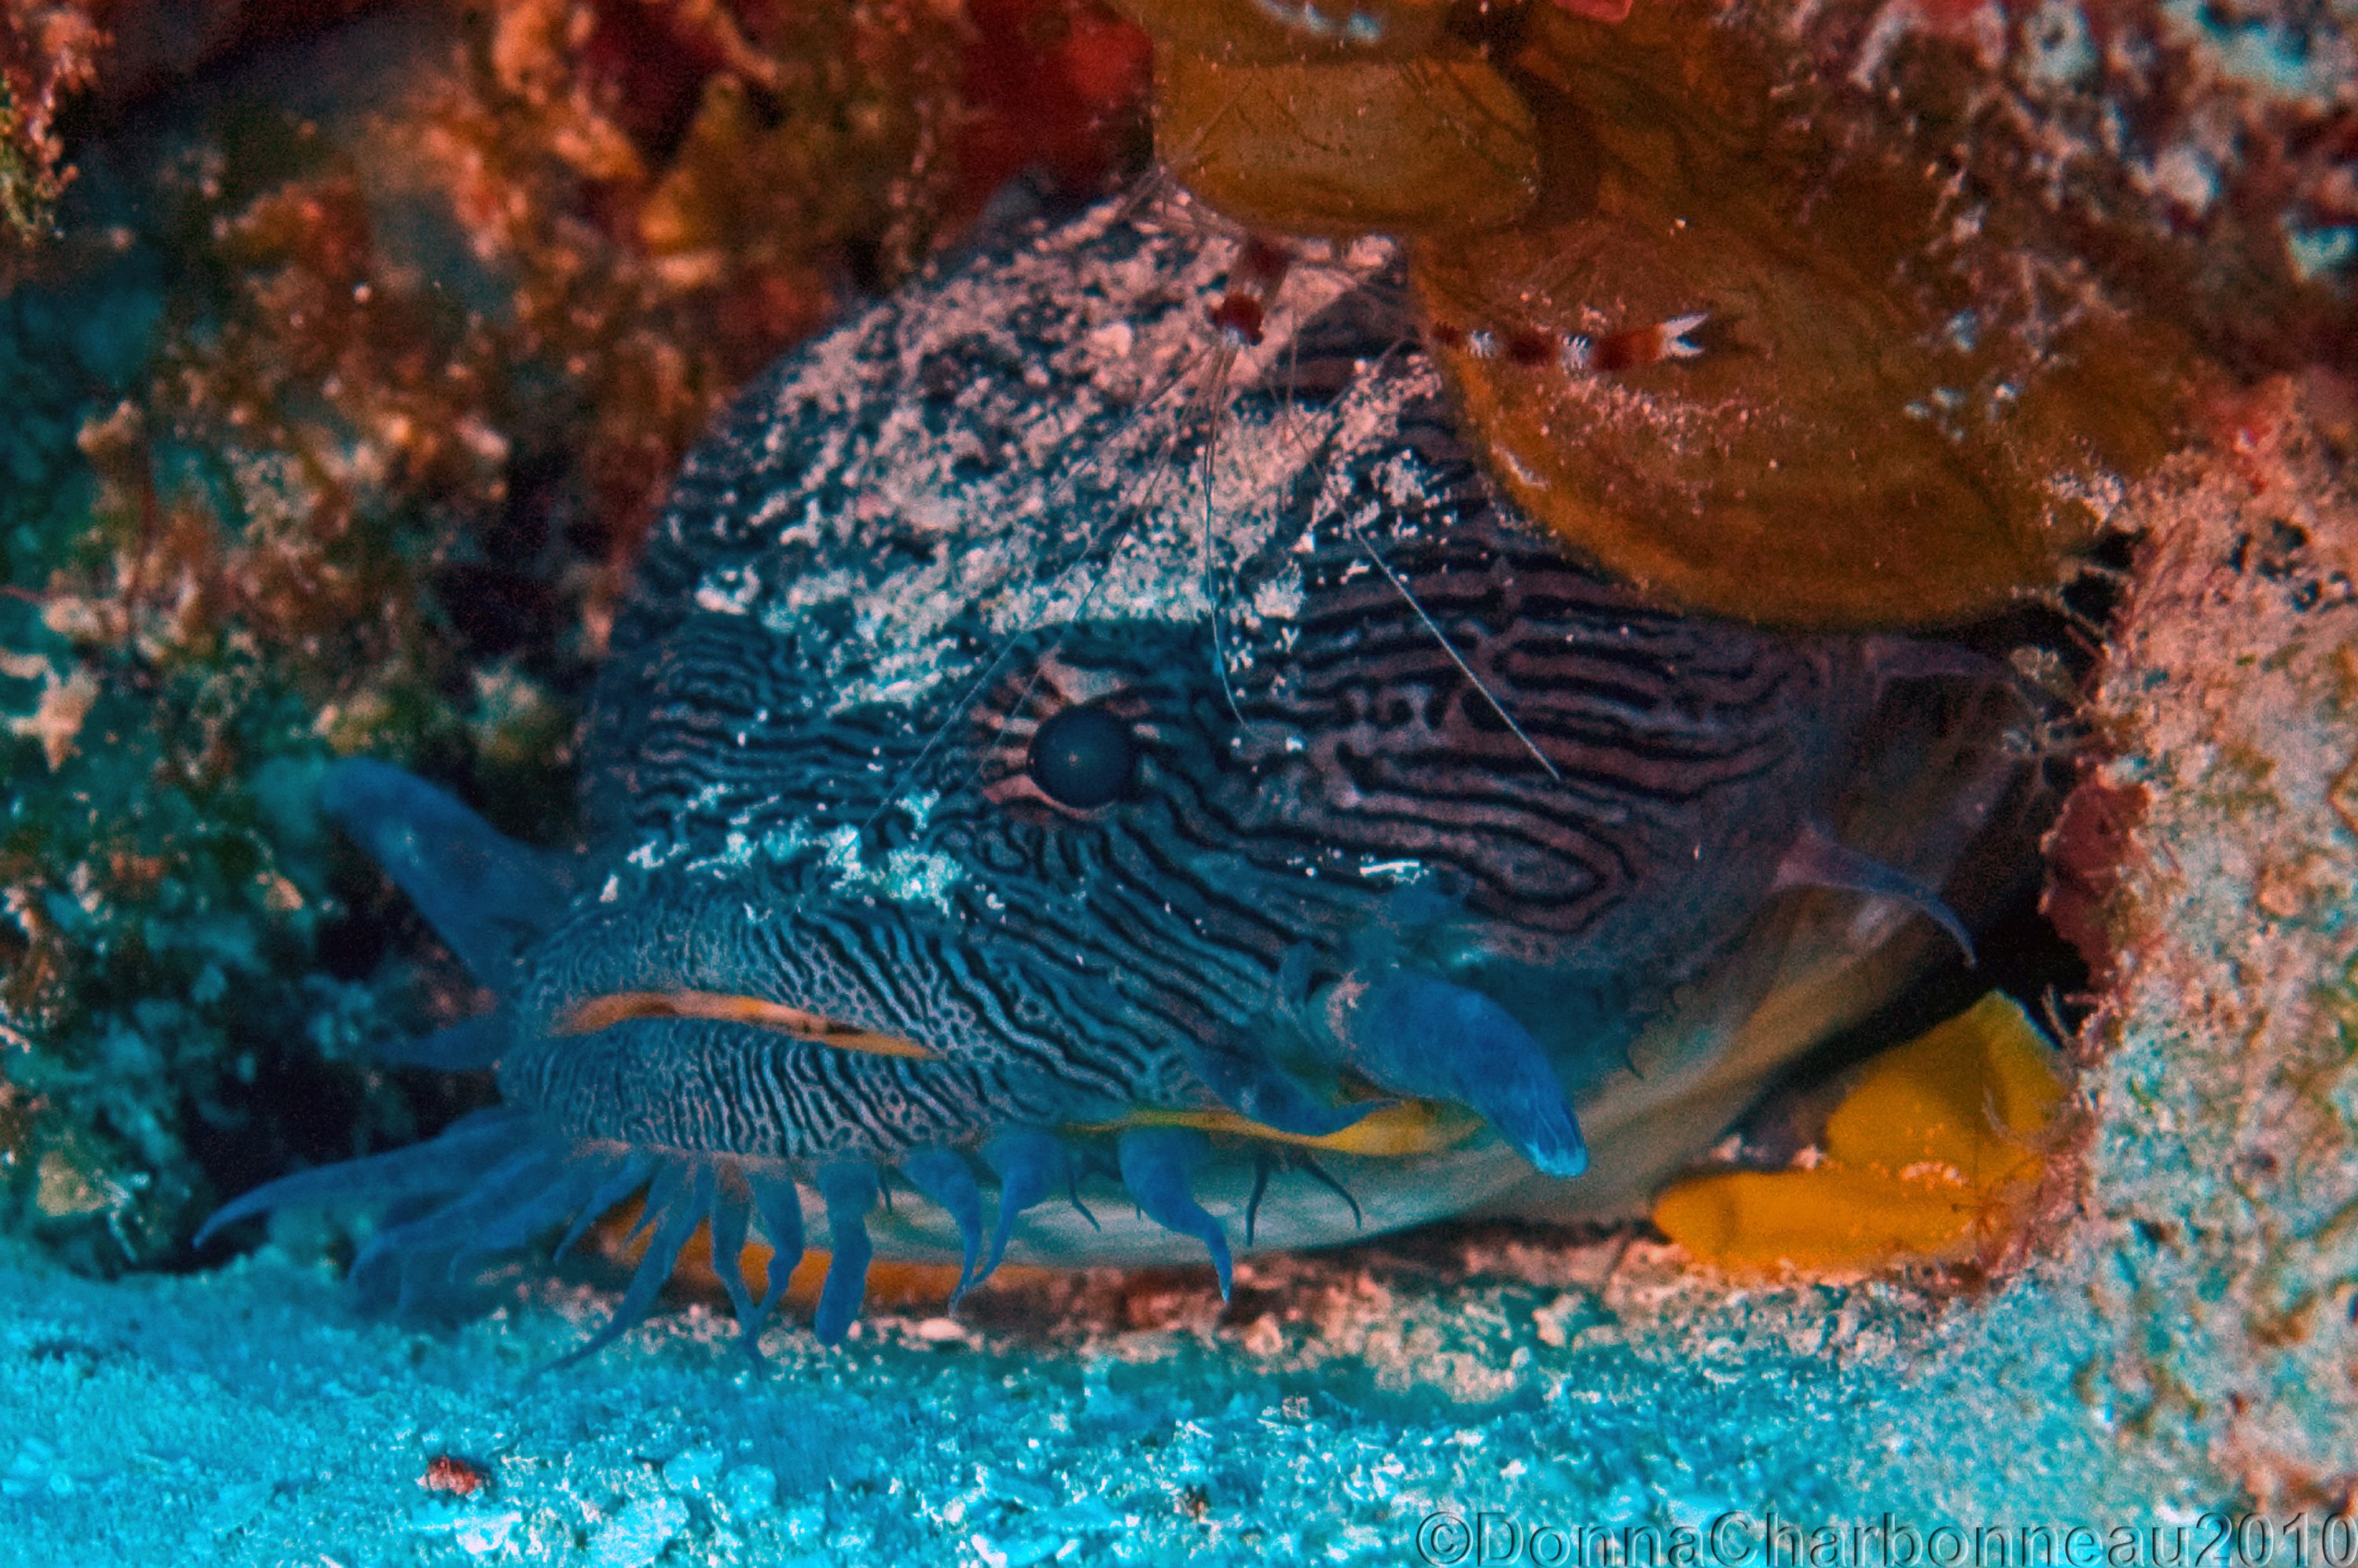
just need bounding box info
[1194,334,1251,725]
[1336,503,1564,783]
[1264,332,1566,784]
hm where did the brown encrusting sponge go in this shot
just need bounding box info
[1118,0,2345,627]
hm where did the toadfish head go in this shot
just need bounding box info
[201,195,2017,1353]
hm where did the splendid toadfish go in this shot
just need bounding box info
[199,194,2015,1353]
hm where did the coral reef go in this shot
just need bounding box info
[0,0,2349,1545]
[2045,376,2358,1497]
[0,0,101,241]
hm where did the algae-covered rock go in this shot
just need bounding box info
[0,0,102,243]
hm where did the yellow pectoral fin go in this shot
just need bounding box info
[1074,1099,1482,1157]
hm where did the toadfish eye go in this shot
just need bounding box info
[1027,703,1138,810]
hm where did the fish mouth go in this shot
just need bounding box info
[520,887,1544,1171]
[554,989,940,1061]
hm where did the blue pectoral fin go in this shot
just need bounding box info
[901,1148,985,1305]
[1347,972,1589,1179]
[1116,1128,1232,1300]
[321,758,571,986]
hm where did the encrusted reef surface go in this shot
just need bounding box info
[2051,378,2358,1497]
[0,383,2350,1562]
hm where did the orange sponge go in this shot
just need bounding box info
[1653,993,2067,1272]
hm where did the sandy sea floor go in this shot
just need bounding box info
[0,1227,2176,1568]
